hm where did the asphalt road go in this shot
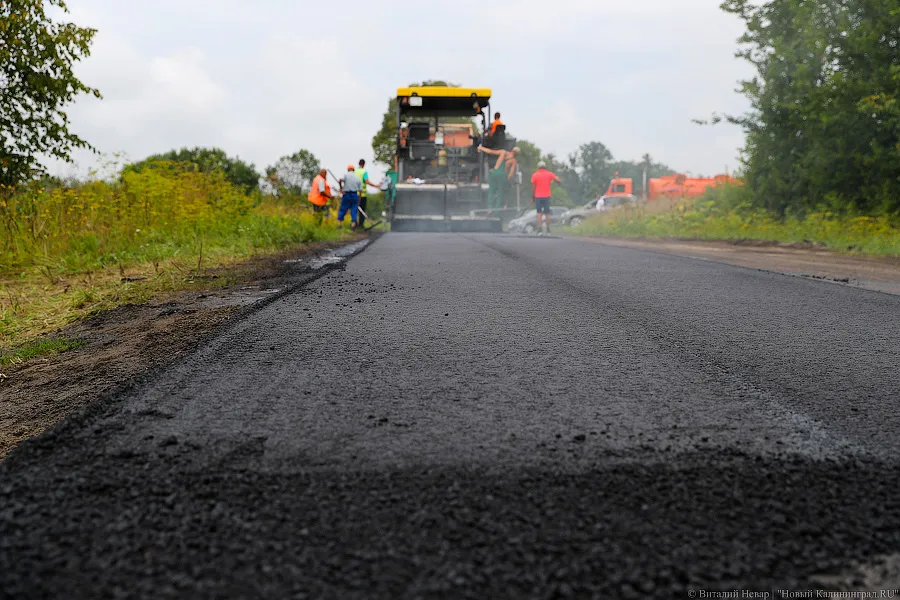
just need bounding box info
[2,233,899,599]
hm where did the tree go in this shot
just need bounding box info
[265,149,320,195]
[564,141,615,202]
[0,0,102,187]
[511,139,543,181]
[713,0,900,216]
[126,147,260,193]
[371,96,403,167]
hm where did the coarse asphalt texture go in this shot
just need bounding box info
[1,233,899,599]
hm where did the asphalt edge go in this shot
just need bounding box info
[563,234,900,298]
[0,233,381,468]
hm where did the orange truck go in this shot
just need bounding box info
[604,174,740,202]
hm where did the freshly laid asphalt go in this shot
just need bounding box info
[2,233,899,599]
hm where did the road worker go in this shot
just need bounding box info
[489,112,504,136]
[478,145,519,214]
[355,159,382,229]
[308,168,334,223]
[338,164,363,229]
[531,161,562,235]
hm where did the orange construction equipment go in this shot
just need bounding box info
[604,173,740,201]
[605,177,634,197]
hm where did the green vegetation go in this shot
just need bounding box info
[0,337,85,367]
[704,0,899,217]
[0,6,360,354]
[0,163,350,347]
[574,185,900,256]
[1,161,342,274]
[1,0,101,187]
[126,148,260,193]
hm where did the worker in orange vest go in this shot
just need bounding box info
[489,112,504,136]
[308,168,334,222]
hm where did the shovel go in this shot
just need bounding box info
[357,205,383,231]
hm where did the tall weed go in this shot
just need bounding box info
[0,162,347,346]
[0,161,340,276]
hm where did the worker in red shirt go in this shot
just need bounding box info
[530,161,561,235]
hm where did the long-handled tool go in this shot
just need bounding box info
[327,169,383,231]
[357,205,383,231]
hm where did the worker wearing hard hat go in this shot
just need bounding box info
[531,161,562,235]
[308,168,335,222]
[338,164,363,229]
[478,145,519,214]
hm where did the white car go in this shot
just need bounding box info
[562,195,639,226]
[507,206,569,233]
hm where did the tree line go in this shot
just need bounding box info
[509,140,675,206]
[125,147,324,198]
[705,0,900,216]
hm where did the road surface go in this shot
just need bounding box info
[2,233,899,599]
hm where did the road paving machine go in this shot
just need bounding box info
[387,86,517,232]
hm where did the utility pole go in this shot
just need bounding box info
[516,168,522,213]
[642,165,648,203]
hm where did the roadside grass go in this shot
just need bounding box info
[571,187,900,256]
[0,164,354,349]
[0,337,85,368]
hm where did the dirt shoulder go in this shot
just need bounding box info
[0,235,370,459]
[573,235,900,296]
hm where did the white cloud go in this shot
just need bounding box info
[50,0,753,181]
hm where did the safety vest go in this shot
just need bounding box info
[308,174,330,206]
[490,120,504,134]
[355,168,368,197]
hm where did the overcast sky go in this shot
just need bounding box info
[54,0,752,180]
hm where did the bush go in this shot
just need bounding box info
[0,161,340,276]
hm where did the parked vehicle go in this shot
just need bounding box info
[507,206,569,233]
[562,195,638,226]
[603,174,739,203]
